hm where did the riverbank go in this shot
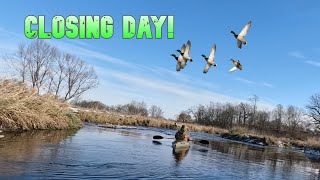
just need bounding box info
[78,109,320,157]
[0,79,82,131]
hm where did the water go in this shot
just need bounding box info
[0,124,319,179]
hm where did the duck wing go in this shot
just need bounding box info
[239,21,252,37]
[237,40,242,49]
[181,44,186,53]
[203,63,211,74]
[229,66,238,72]
[185,40,191,55]
[208,44,216,60]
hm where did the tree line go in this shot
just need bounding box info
[4,40,98,101]
[177,94,320,138]
[73,93,320,137]
[73,100,164,118]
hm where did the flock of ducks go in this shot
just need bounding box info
[171,21,251,73]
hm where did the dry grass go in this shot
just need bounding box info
[78,110,228,134]
[0,79,82,131]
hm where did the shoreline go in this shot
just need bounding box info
[77,108,320,158]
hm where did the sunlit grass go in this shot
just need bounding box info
[0,79,82,131]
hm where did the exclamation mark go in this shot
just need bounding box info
[167,16,174,39]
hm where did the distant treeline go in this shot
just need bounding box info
[180,94,320,138]
[74,93,320,139]
[73,100,164,118]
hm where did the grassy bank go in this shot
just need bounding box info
[0,79,82,131]
[78,110,228,134]
[78,109,320,150]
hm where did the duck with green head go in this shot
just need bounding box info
[231,21,252,49]
[201,43,217,74]
[177,40,193,63]
[171,54,182,71]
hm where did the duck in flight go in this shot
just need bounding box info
[231,21,252,49]
[172,44,187,71]
[177,40,193,62]
[201,44,217,74]
[229,58,242,72]
[171,54,182,71]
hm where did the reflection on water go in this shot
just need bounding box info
[193,139,320,179]
[0,129,78,176]
[0,125,319,179]
[172,148,189,165]
[152,140,162,145]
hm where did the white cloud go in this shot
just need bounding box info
[262,82,274,88]
[305,60,320,67]
[288,50,320,68]
[235,77,255,85]
[235,77,274,88]
[288,51,306,59]
[50,40,129,66]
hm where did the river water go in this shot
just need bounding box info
[0,124,319,179]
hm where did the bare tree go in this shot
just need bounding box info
[4,44,29,83]
[63,54,98,100]
[189,105,206,124]
[48,51,67,96]
[4,40,55,92]
[274,104,284,133]
[149,105,164,118]
[177,111,192,123]
[306,93,320,125]
[256,110,270,131]
[237,102,251,126]
[26,40,56,93]
[5,39,98,100]
[286,105,303,133]
[126,101,148,116]
[248,94,259,127]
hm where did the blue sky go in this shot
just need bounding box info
[0,1,320,118]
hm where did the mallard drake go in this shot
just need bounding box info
[229,58,242,72]
[171,54,178,61]
[231,21,252,49]
[201,44,217,74]
[171,54,181,71]
[177,40,193,62]
[176,44,188,69]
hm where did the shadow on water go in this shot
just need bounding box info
[0,129,78,176]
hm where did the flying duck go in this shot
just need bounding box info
[177,40,193,63]
[229,58,242,72]
[201,44,217,74]
[171,54,182,71]
[231,21,252,49]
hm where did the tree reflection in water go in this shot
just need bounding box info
[0,129,78,175]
